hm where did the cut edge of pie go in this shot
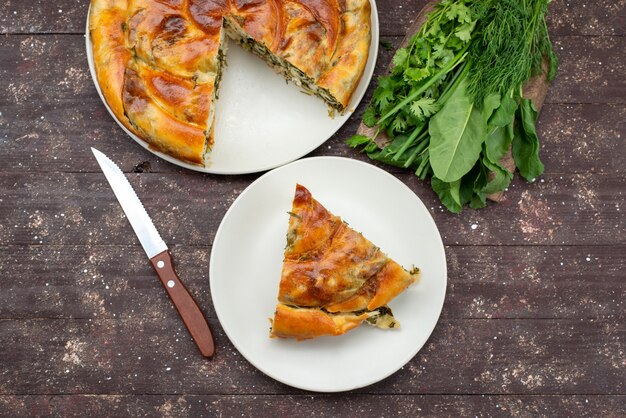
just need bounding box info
[89,0,371,167]
[270,184,420,341]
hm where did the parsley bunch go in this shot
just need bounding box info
[348,0,557,213]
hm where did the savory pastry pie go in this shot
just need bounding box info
[89,0,371,166]
[270,184,420,340]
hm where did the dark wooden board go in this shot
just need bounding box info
[1,394,625,417]
[1,0,624,36]
[0,0,625,411]
[1,317,624,395]
[1,245,624,321]
[0,172,624,247]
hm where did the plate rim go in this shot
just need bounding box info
[209,156,448,392]
[85,1,380,175]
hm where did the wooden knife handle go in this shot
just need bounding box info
[150,250,215,358]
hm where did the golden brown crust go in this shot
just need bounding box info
[270,184,419,340]
[279,222,390,308]
[229,0,284,49]
[271,304,368,340]
[90,0,370,165]
[127,0,222,77]
[316,0,371,108]
[89,0,139,137]
[122,61,210,164]
[137,62,213,127]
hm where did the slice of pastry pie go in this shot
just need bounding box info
[270,184,420,340]
[89,0,371,166]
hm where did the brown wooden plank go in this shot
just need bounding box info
[533,104,626,175]
[0,35,624,177]
[0,317,623,395]
[0,171,623,247]
[1,245,624,321]
[550,36,626,104]
[1,0,623,36]
[441,245,626,320]
[0,245,215,321]
[0,1,88,35]
[1,394,625,417]
[547,0,626,36]
[0,0,626,36]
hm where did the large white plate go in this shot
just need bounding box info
[85,3,379,174]
[210,157,447,392]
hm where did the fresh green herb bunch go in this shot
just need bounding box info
[355,0,475,180]
[348,0,558,213]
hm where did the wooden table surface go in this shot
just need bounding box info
[1,1,625,416]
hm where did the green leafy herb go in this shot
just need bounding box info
[362,105,378,128]
[466,0,557,104]
[392,48,410,67]
[431,177,463,213]
[429,78,486,182]
[481,156,513,194]
[346,134,373,148]
[455,21,475,42]
[446,2,473,23]
[485,123,514,163]
[512,98,544,181]
[410,97,441,120]
[488,92,517,127]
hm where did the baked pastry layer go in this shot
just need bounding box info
[89,0,371,165]
[270,184,419,340]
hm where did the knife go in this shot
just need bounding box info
[91,148,215,358]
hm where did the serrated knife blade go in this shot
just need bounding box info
[91,147,215,357]
[91,148,167,258]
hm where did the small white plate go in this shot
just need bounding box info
[85,3,379,174]
[210,157,447,392]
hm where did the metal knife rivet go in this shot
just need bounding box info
[157,260,165,268]
[167,280,175,288]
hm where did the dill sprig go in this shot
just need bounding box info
[467,0,558,105]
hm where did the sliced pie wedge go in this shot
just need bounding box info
[270,184,420,340]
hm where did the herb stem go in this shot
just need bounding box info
[404,135,430,168]
[436,62,469,105]
[415,150,430,177]
[377,43,470,126]
[392,125,426,162]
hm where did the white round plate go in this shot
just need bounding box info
[85,3,379,174]
[210,157,447,392]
